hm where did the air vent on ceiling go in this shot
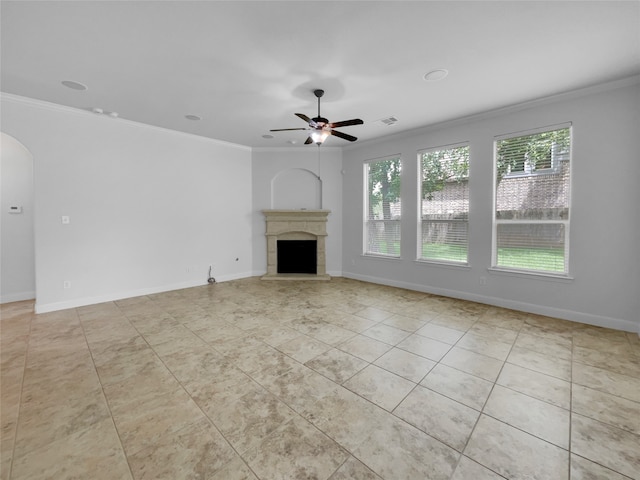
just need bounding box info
[374,116,398,127]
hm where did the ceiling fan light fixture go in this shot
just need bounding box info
[310,129,329,145]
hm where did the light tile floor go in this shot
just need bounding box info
[1,277,639,480]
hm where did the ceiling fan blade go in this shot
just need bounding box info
[270,128,308,132]
[329,129,358,142]
[328,118,364,128]
[295,113,312,123]
[296,113,318,128]
[304,136,314,145]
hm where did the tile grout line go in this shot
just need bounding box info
[6,305,35,480]
[450,313,524,478]
[116,298,261,480]
[568,325,575,480]
[79,302,139,480]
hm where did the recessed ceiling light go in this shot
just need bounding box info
[185,114,202,121]
[423,69,449,82]
[61,80,88,91]
[262,134,274,139]
[90,107,119,118]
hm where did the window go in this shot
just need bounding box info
[493,124,571,274]
[364,155,401,257]
[418,144,470,264]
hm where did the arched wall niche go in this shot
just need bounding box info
[271,168,322,209]
[1,132,36,303]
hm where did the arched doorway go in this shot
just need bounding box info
[1,132,35,302]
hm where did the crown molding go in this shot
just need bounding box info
[345,74,640,151]
[0,92,251,152]
[251,146,342,154]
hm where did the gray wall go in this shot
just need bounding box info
[341,80,640,333]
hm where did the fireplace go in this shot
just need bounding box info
[262,209,330,280]
[277,240,317,274]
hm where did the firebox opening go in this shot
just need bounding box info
[277,240,317,274]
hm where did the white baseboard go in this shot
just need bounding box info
[214,271,255,283]
[34,273,255,314]
[1,291,36,304]
[343,272,639,334]
[30,271,639,335]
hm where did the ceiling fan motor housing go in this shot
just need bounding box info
[312,117,329,127]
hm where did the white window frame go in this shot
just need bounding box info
[417,142,470,266]
[492,123,572,276]
[363,154,402,258]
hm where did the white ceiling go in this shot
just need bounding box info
[2,1,639,148]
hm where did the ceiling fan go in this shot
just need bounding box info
[270,89,364,145]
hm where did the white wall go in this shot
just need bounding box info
[1,94,253,313]
[1,132,35,302]
[342,79,640,333]
[251,147,343,276]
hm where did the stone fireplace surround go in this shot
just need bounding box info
[261,209,330,280]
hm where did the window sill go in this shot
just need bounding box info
[415,259,471,270]
[362,253,402,262]
[488,267,574,282]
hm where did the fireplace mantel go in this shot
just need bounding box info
[261,209,331,280]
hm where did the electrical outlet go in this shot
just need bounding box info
[479,276,487,286]
[63,281,71,289]
[61,216,70,224]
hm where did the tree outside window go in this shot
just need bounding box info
[365,156,401,257]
